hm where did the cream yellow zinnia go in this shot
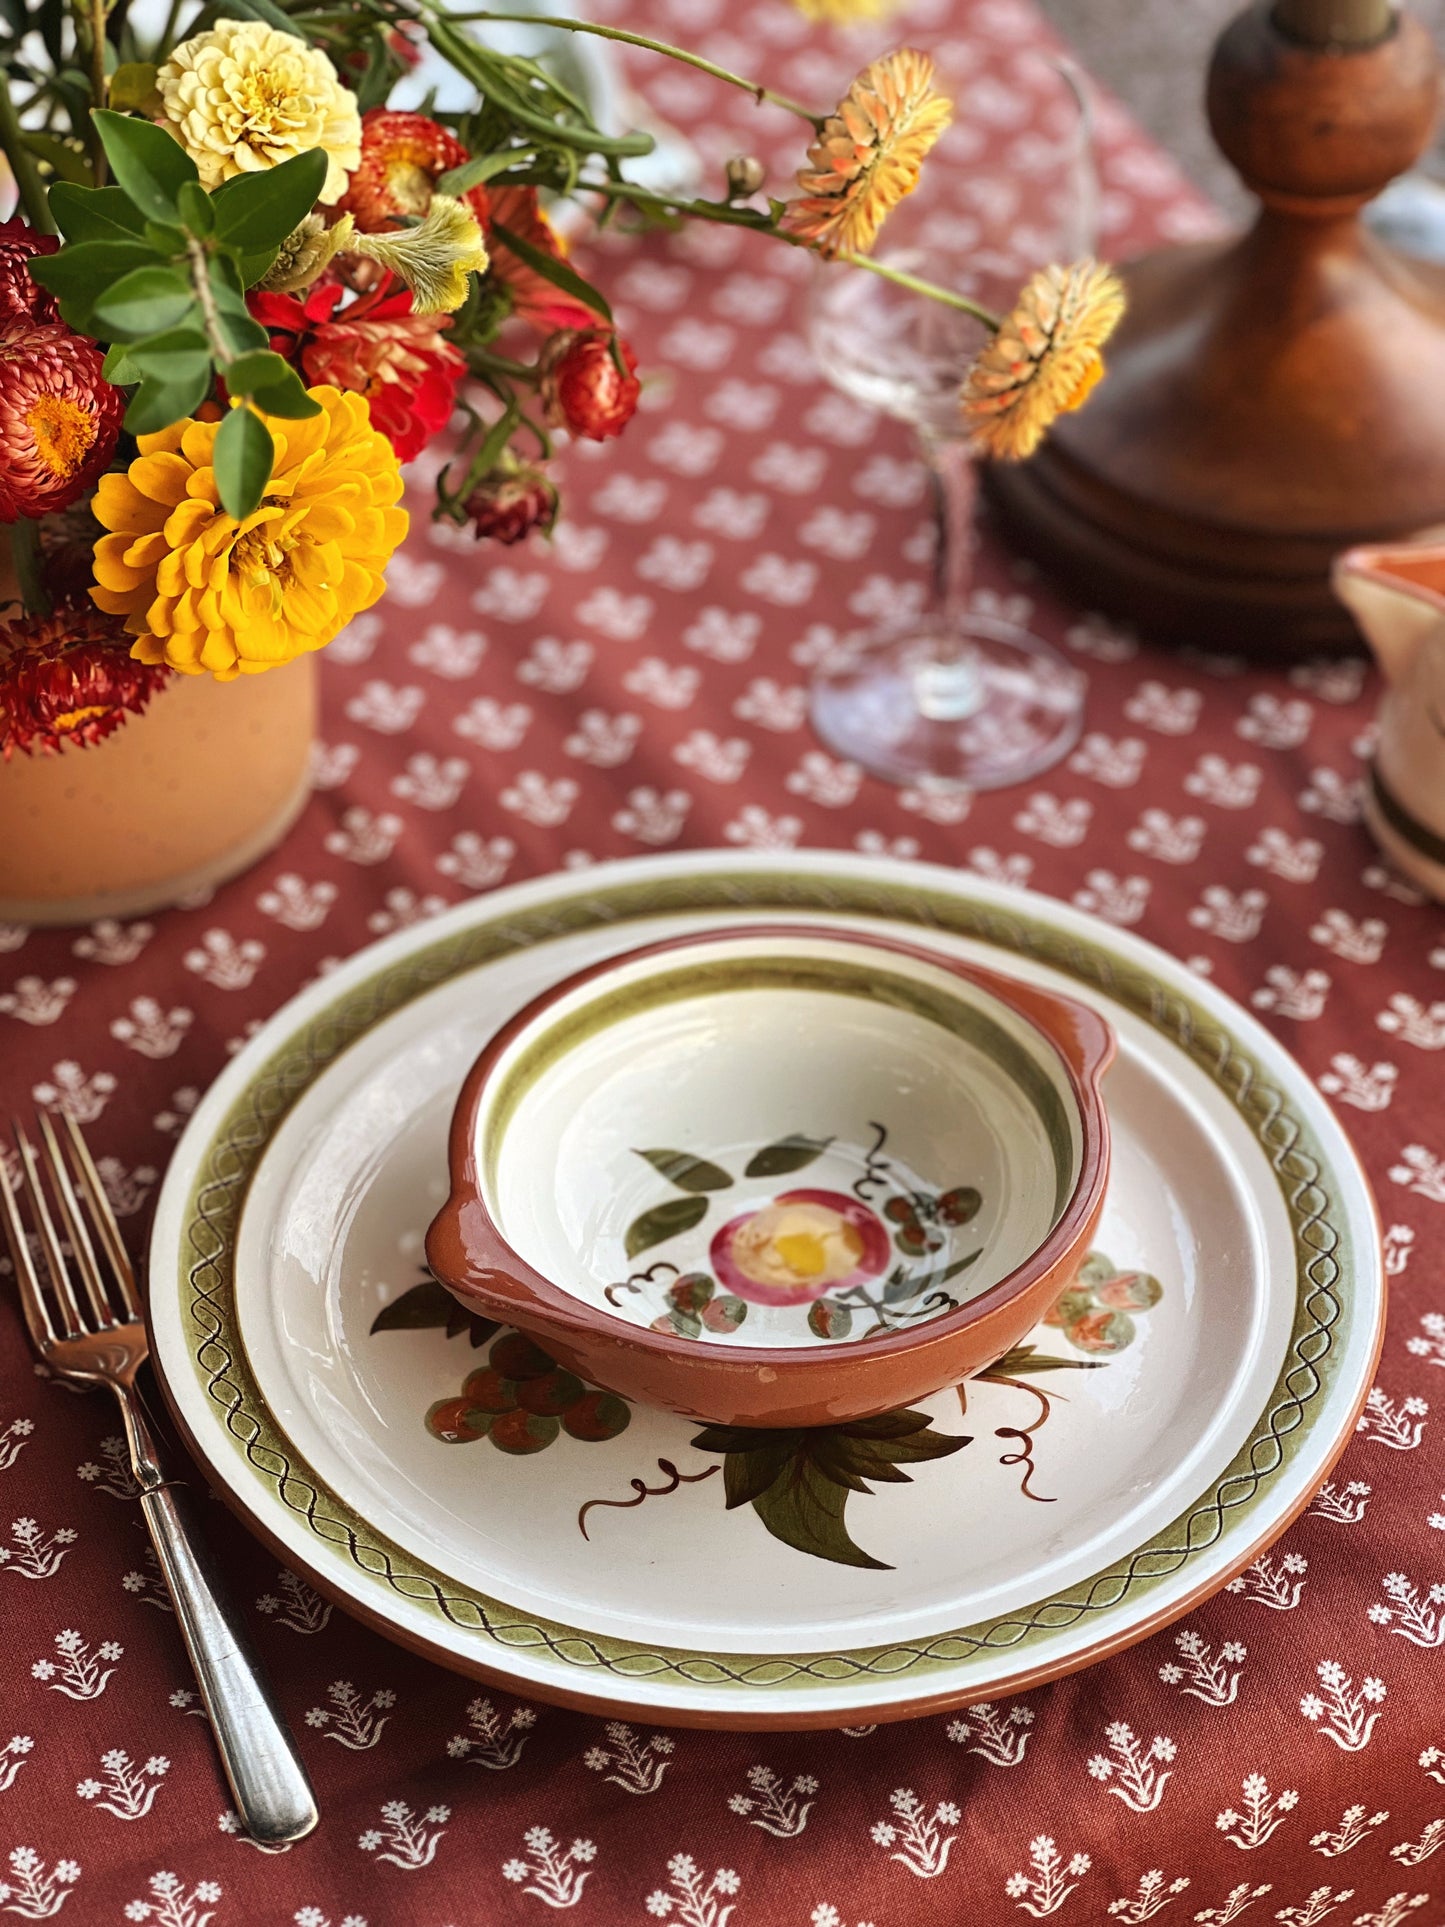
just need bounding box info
[157,18,362,203]
[783,49,952,258]
[960,259,1126,461]
[792,0,905,18]
[90,387,407,679]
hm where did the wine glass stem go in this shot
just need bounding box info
[915,432,984,723]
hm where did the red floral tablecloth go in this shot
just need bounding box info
[3,3,1444,1921]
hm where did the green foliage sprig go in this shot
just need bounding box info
[30,111,323,518]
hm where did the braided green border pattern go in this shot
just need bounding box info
[180,871,1351,1693]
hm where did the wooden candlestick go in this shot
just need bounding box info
[984,1,1445,658]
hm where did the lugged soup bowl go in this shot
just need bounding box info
[426,925,1115,1427]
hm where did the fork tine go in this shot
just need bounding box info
[11,1125,84,1337]
[0,1149,56,1347]
[61,1115,141,1321]
[37,1113,113,1329]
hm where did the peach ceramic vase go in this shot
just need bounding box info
[0,541,317,925]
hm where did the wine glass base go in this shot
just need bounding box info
[809,614,1085,791]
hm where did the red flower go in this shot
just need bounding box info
[710,1188,890,1307]
[464,460,558,544]
[337,108,487,232]
[0,219,59,325]
[249,279,463,462]
[485,187,601,334]
[0,607,170,758]
[0,318,125,523]
[538,328,640,442]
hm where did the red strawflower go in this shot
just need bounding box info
[485,186,601,334]
[0,318,125,523]
[0,607,170,758]
[464,461,558,544]
[0,218,59,325]
[337,108,488,233]
[538,328,641,442]
[249,279,463,462]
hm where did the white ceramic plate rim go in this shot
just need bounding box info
[147,852,1383,1724]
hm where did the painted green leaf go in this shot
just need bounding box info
[666,1308,702,1340]
[884,1248,981,1305]
[624,1194,709,1259]
[808,1298,852,1340]
[369,1275,499,1349]
[635,1149,734,1193]
[702,1295,747,1333]
[743,1134,833,1179]
[690,1409,970,1569]
[981,1343,1105,1378]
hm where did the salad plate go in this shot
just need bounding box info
[146,851,1383,1727]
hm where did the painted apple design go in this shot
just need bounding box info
[709,1188,891,1307]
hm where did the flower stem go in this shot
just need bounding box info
[438,8,821,123]
[8,519,51,618]
[186,235,232,366]
[0,70,54,233]
[88,0,109,185]
[575,176,1003,325]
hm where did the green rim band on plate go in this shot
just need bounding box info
[179,869,1350,1693]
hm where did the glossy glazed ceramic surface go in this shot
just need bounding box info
[144,854,1383,1725]
[428,926,1112,1424]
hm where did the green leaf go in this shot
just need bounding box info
[210,147,328,250]
[490,216,610,324]
[743,1135,833,1179]
[213,0,306,35]
[213,404,275,520]
[634,1149,733,1193]
[981,1345,1105,1379]
[128,327,210,377]
[691,1409,971,1569]
[225,349,320,419]
[48,183,149,243]
[623,1195,708,1260]
[369,1275,499,1348]
[178,180,215,237]
[124,366,213,435]
[108,61,160,113]
[102,342,140,384]
[93,265,196,339]
[435,148,531,198]
[21,132,90,185]
[92,108,198,224]
[209,274,270,355]
[29,238,158,304]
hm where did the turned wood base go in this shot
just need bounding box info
[988,2,1445,662]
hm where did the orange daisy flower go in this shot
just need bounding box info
[783,49,952,258]
[960,258,1126,461]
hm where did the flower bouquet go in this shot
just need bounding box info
[0,0,1122,909]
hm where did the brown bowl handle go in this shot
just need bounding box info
[947,957,1117,1097]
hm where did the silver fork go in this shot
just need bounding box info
[0,1112,318,1847]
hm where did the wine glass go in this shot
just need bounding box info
[804,52,1098,789]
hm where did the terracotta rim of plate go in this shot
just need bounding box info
[426,923,1116,1427]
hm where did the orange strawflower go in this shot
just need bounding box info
[783,49,952,258]
[338,108,486,232]
[0,318,124,523]
[486,187,601,333]
[960,258,1126,461]
[0,607,169,758]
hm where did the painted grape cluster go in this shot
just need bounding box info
[426,1333,631,1454]
[1045,1252,1163,1355]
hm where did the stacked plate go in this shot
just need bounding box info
[148,852,1383,1728]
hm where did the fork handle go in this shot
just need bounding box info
[121,1390,319,1846]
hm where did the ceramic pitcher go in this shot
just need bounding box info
[1333,542,1445,901]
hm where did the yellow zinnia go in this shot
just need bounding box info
[90,387,408,680]
[157,18,362,203]
[783,49,952,259]
[792,0,905,18]
[960,259,1127,462]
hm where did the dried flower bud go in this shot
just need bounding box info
[725,155,767,200]
[537,329,641,442]
[257,213,355,294]
[463,459,559,545]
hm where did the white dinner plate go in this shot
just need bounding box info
[147,852,1383,1727]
